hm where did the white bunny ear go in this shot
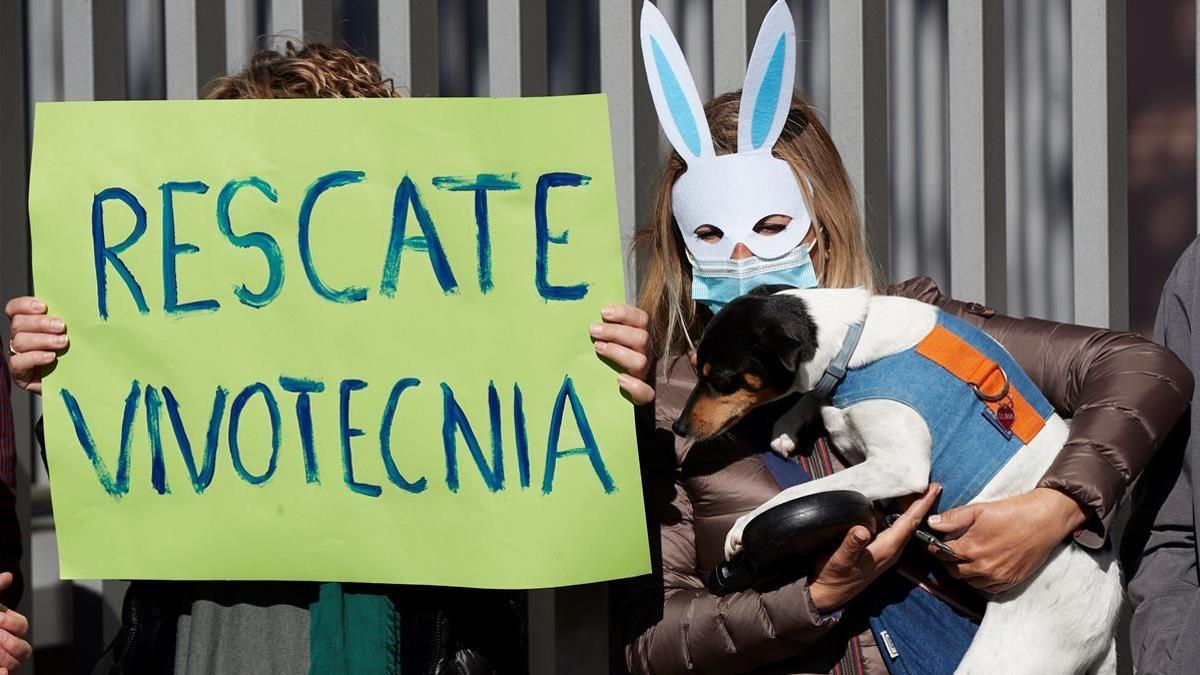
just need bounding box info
[738,0,796,154]
[640,1,714,161]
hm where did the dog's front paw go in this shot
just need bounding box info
[769,431,797,456]
[725,514,752,559]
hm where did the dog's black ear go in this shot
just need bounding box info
[748,284,798,297]
[757,294,818,373]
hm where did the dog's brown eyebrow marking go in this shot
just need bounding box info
[701,363,712,377]
[742,373,764,391]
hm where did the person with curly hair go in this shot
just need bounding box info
[6,40,523,675]
[202,41,406,100]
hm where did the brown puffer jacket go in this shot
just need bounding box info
[617,277,1194,675]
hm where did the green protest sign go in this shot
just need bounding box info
[28,96,649,588]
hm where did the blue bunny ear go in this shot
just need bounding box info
[640,1,713,161]
[738,0,796,154]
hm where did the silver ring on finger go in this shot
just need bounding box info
[7,340,17,356]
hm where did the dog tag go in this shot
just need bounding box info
[995,403,1015,430]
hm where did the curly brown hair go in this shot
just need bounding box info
[203,40,401,100]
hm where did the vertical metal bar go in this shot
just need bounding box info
[166,0,199,99]
[92,0,128,101]
[527,589,555,675]
[1,0,33,632]
[795,0,831,124]
[545,0,593,95]
[1045,0,1073,322]
[681,0,713,102]
[948,0,1005,308]
[437,0,472,96]
[916,3,948,288]
[1071,0,1127,329]
[24,0,61,656]
[303,0,333,38]
[126,0,166,100]
[999,1,1073,321]
[553,583,610,674]
[601,0,658,300]
[379,1,439,96]
[711,0,773,96]
[488,0,548,96]
[26,0,63,106]
[377,0,403,90]
[195,1,228,87]
[226,0,257,73]
[101,580,130,647]
[270,0,303,37]
[889,0,916,283]
[62,0,95,100]
[829,0,889,280]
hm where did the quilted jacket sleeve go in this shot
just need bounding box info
[888,276,1194,544]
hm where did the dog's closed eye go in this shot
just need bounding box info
[707,376,742,395]
[704,372,766,395]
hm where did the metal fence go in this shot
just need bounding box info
[0,0,1148,672]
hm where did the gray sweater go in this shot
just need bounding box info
[1125,236,1200,673]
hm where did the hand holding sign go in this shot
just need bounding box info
[29,96,649,588]
[592,303,655,404]
[4,296,67,394]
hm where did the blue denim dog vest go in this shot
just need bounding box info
[828,311,1054,674]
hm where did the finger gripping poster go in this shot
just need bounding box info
[28,96,649,587]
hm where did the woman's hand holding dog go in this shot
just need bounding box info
[808,484,942,613]
[925,487,1088,593]
[591,304,655,404]
[5,296,67,394]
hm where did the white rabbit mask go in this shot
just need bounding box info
[640,0,811,262]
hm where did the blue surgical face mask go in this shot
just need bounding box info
[689,243,819,314]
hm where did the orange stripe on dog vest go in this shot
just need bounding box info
[914,324,1045,444]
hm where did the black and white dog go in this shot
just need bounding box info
[674,286,1121,674]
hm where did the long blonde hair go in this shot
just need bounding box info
[636,90,879,360]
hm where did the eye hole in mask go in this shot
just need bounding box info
[752,214,792,237]
[694,215,795,249]
[695,225,725,243]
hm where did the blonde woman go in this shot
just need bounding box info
[588,5,1193,671]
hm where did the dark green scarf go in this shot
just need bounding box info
[308,582,399,674]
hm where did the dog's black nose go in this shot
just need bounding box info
[672,418,689,437]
